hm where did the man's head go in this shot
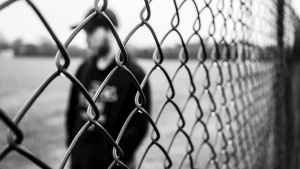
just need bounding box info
[74,8,118,58]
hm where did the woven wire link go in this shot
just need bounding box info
[0,0,299,168]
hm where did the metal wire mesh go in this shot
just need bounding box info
[0,0,300,168]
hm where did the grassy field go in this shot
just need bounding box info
[0,57,222,169]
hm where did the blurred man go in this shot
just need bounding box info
[65,8,151,169]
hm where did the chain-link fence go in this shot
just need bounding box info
[1,0,300,168]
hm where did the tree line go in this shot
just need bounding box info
[1,36,216,59]
[5,38,86,57]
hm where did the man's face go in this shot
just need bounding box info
[86,27,111,58]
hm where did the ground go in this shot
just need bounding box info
[0,57,220,169]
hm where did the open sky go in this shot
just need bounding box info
[0,0,299,48]
[0,0,187,48]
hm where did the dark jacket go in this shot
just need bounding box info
[65,57,151,169]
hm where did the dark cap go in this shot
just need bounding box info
[71,8,118,33]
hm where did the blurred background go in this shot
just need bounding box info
[0,0,298,58]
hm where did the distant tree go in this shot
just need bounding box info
[22,44,40,56]
[0,33,10,50]
[68,45,87,57]
[39,37,57,56]
[11,38,23,56]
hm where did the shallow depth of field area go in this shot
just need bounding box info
[0,57,222,169]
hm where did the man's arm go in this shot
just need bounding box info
[120,80,151,162]
[65,61,87,146]
[65,83,78,147]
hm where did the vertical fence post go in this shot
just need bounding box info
[276,1,300,169]
[274,0,286,169]
[292,18,300,169]
[285,8,300,169]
